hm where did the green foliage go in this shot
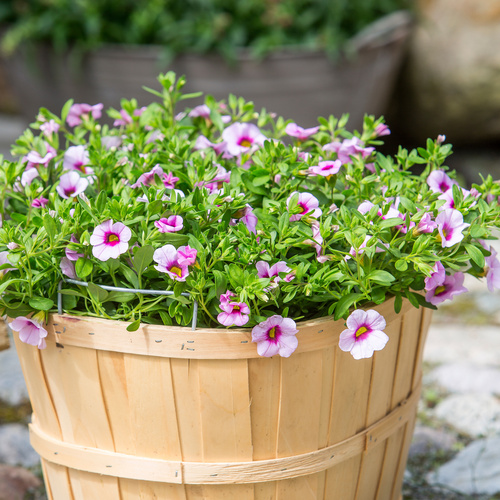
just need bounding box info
[0,72,499,330]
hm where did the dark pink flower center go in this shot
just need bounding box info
[238,137,253,148]
[64,187,76,197]
[439,181,449,192]
[267,325,281,342]
[298,202,309,214]
[105,232,120,246]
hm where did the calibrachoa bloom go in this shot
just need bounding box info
[425,272,467,306]
[67,103,103,127]
[436,208,470,248]
[154,215,184,233]
[251,315,298,357]
[415,212,437,235]
[63,145,92,174]
[60,257,77,279]
[285,123,320,141]
[339,310,388,360]
[90,220,132,261]
[222,122,266,156]
[31,197,49,208]
[56,171,89,199]
[177,245,197,266]
[217,291,250,326]
[424,261,446,292]
[10,316,47,349]
[153,244,190,281]
[23,147,57,169]
[427,170,457,194]
[323,137,374,164]
[287,192,322,221]
[39,119,60,138]
[308,160,342,177]
[131,165,165,188]
[65,234,84,261]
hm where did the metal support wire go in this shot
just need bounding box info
[58,279,198,331]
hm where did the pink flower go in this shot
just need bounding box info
[56,171,89,199]
[427,170,457,194]
[153,244,189,281]
[65,234,84,261]
[424,261,446,291]
[10,316,47,349]
[193,135,229,156]
[308,160,342,177]
[113,107,146,126]
[0,251,15,275]
[482,244,500,292]
[154,215,184,233]
[256,261,291,279]
[217,292,250,327]
[40,119,60,137]
[416,212,437,234]
[222,122,266,156]
[20,168,40,187]
[162,172,179,189]
[197,165,231,193]
[339,310,388,360]
[241,205,258,234]
[131,165,165,188]
[63,145,92,174]
[67,103,103,127]
[90,220,132,261]
[60,257,77,279]
[31,197,49,208]
[177,245,197,266]
[287,192,322,221]
[425,272,467,305]
[323,137,374,164]
[251,315,298,357]
[23,146,57,169]
[188,104,211,118]
[285,123,319,141]
[374,124,391,137]
[436,209,470,248]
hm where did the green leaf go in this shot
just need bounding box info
[104,291,136,303]
[75,258,93,279]
[43,214,57,244]
[126,319,141,332]
[0,279,23,295]
[395,259,408,272]
[394,294,403,314]
[61,99,74,123]
[213,270,227,298]
[59,289,87,298]
[28,297,54,311]
[133,245,154,274]
[398,196,417,214]
[367,270,395,285]
[379,218,403,229]
[160,233,189,246]
[334,293,364,321]
[87,283,109,303]
[121,265,140,289]
[62,294,78,310]
[95,190,107,214]
[465,243,485,268]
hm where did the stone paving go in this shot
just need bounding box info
[1,114,500,498]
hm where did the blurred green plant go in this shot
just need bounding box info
[0,0,412,61]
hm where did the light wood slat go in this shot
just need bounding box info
[41,461,74,500]
[118,479,187,500]
[45,299,411,359]
[411,307,433,391]
[248,356,281,460]
[375,428,405,500]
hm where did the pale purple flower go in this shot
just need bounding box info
[427,170,457,194]
[437,187,473,211]
[436,209,470,248]
[323,137,374,164]
[424,261,446,291]
[21,168,40,187]
[256,261,292,288]
[162,172,179,189]
[339,310,388,360]
[193,135,229,156]
[10,316,47,349]
[284,123,319,141]
[31,197,49,208]
[425,272,467,305]
[188,104,211,118]
[416,212,437,234]
[251,315,299,357]
[308,160,342,177]
[220,290,236,308]
[217,293,251,327]
[0,251,15,275]
[65,234,84,261]
[287,192,322,221]
[154,215,184,233]
[153,244,189,281]
[23,146,57,169]
[198,165,231,193]
[177,245,197,266]
[374,123,391,137]
[67,103,103,127]
[90,220,132,261]
[40,119,60,137]
[222,122,266,156]
[482,243,500,292]
[63,145,92,174]
[60,257,77,279]
[6,243,19,250]
[241,205,258,234]
[437,134,446,144]
[131,165,165,188]
[56,171,89,199]
[102,136,123,150]
[113,107,146,126]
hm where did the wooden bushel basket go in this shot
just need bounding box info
[12,298,431,500]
